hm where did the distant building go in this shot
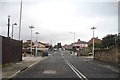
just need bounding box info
[23,40,50,51]
[73,39,88,50]
[63,44,73,50]
[63,39,88,50]
[88,37,101,46]
[37,42,49,51]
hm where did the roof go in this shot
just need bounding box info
[75,39,88,44]
[88,37,102,45]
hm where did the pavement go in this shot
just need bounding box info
[1,55,47,79]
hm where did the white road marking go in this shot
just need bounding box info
[69,62,88,80]
[9,70,21,78]
[65,60,83,79]
[61,53,88,80]
[61,53,64,59]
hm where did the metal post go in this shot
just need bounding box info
[12,24,13,38]
[70,32,75,44]
[73,32,75,44]
[93,29,94,57]
[29,26,34,55]
[70,32,75,53]
[91,27,96,59]
[7,15,10,38]
[19,0,22,40]
[11,23,17,39]
[35,32,39,56]
[31,29,32,55]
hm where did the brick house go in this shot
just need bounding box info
[88,37,102,46]
[73,39,88,50]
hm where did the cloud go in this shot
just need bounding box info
[1,1,118,45]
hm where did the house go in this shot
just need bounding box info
[63,44,73,50]
[73,39,88,50]
[23,40,50,51]
[63,39,88,51]
[37,42,49,51]
[88,37,102,46]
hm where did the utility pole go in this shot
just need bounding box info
[19,0,22,40]
[91,27,96,59]
[29,26,34,55]
[35,32,39,56]
[70,32,75,44]
[7,15,10,38]
[11,23,17,39]
[70,32,75,53]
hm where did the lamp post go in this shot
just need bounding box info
[91,27,96,59]
[7,15,10,38]
[11,23,17,39]
[19,0,22,40]
[70,32,75,44]
[29,26,34,55]
[70,32,75,53]
[35,32,39,56]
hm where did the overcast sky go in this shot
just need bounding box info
[0,0,119,45]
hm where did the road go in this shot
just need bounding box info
[13,50,118,79]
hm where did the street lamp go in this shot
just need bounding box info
[70,32,75,44]
[11,23,17,39]
[7,15,10,38]
[29,26,34,55]
[91,27,96,59]
[70,32,75,53]
[35,32,39,56]
[19,0,23,40]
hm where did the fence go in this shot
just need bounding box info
[0,36,22,65]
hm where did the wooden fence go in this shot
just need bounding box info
[0,36,22,64]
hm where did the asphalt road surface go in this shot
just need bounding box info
[13,50,118,79]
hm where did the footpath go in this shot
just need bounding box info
[1,55,47,79]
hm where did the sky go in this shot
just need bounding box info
[0,0,119,45]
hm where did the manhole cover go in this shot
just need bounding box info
[43,70,56,74]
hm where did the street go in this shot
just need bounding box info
[12,50,118,79]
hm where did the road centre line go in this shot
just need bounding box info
[68,61,88,80]
[61,53,88,80]
[65,60,83,79]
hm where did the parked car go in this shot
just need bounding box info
[54,48,58,51]
[42,49,48,56]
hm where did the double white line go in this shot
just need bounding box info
[61,53,88,80]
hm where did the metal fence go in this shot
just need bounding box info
[0,36,22,65]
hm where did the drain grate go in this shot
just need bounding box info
[43,70,56,74]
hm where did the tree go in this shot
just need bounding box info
[101,34,118,48]
[54,45,57,48]
[49,45,53,50]
[57,43,62,49]
[118,33,120,47]
[88,43,101,48]
[23,42,29,48]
